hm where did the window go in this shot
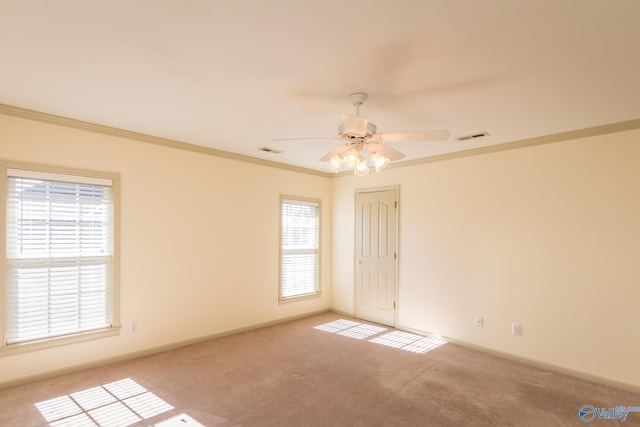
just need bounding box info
[1,163,119,351]
[280,197,320,301]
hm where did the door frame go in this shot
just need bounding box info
[353,185,400,327]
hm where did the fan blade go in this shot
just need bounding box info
[320,143,351,161]
[271,136,336,142]
[366,142,405,161]
[341,115,368,137]
[376,129,450,142]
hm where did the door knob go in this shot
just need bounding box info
[356,260,362,265]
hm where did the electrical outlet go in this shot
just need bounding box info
[273,298,279,306]
[130,320,137,332]
[474,316,483,327]
[511,323,521,335]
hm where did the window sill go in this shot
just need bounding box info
[0,326,121,357]
[278,292,321,304]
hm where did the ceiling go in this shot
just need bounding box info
[1,1,639,173]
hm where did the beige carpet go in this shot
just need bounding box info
[0,312,638,426]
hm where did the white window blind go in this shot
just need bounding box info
[280,198,320,299]
[5,169,114,344]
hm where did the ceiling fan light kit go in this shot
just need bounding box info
[327,144,390,175]
[370,152,390,171]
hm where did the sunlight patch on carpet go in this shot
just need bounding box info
[370,330,446,354]
[314,319,446,353]
[337,323,387,340]
[313,319,361,333]
[315,319,386,340]
[36,378,174,427]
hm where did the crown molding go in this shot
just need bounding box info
[2,103,638,178]
[0,103,331,178]
[386,118,640,171]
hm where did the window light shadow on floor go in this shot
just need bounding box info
[314,319,446,354]
[370,330,445,353]
[35,378,204,427]
[314,319,387,340]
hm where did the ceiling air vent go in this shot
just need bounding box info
[456,132,489,141]
[258,147,282,154]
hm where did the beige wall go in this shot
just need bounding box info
[331,129,640,389]
[0,113,332,385]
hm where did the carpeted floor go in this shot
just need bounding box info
[0,312,638,426]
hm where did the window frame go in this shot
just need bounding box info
[0,161,120,356]
[279,195,321,303]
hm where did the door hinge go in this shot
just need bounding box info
[394,201,398,209]
[394,252,397,260]
[394,302,396,309]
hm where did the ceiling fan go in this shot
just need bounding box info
[275,93,450,175]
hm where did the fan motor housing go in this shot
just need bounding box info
[338,122,377,138]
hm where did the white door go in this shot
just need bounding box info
[355,189,397,327]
